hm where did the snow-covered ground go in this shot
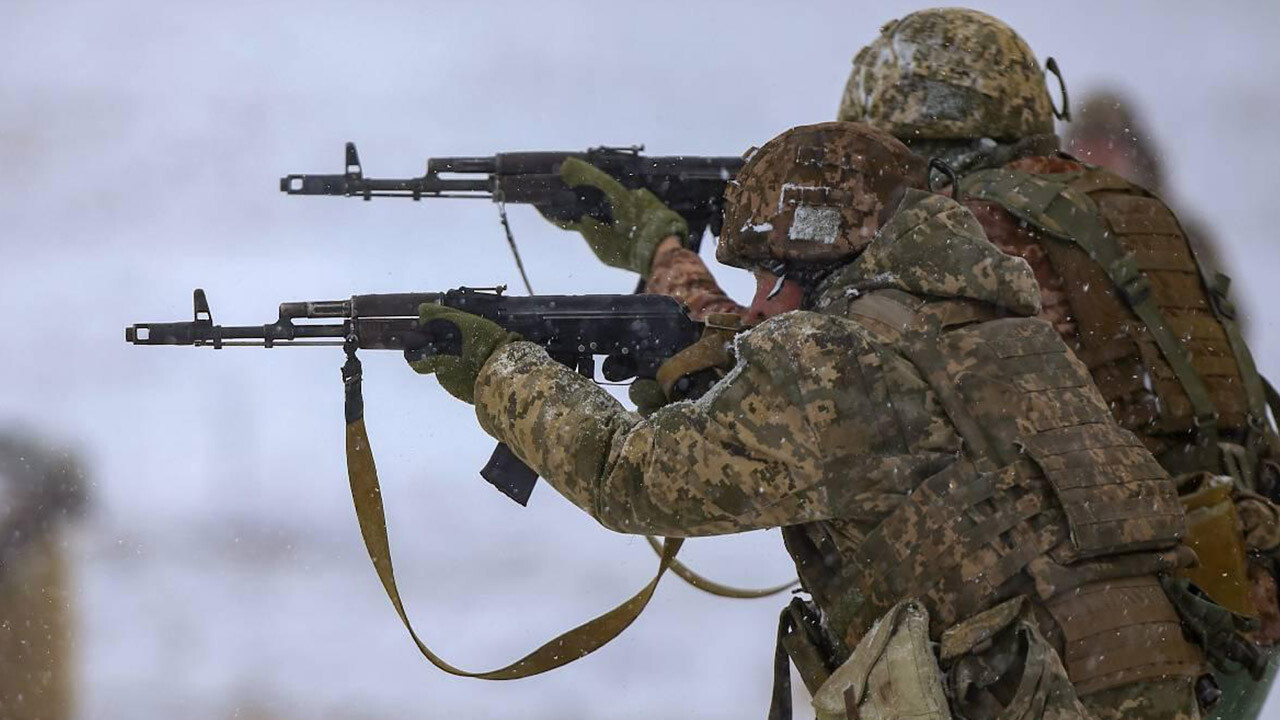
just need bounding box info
[2,1,1277,718]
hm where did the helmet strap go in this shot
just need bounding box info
[1045,57,1072,122]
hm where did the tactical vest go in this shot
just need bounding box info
[958,163,1277,485]
[782,290,1204,697]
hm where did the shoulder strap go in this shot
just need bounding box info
[1197,268,1279,462]
[341,348,681,679]
[856,291,1005,468]
[961,168,1223,456]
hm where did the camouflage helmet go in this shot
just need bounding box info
[837,8,1056,140]
[717,121,925,270]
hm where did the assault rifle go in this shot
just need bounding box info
[279,142,744,255]
[126,287,710,504]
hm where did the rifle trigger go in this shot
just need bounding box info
[344,141,363,178]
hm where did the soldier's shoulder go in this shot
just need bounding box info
[739,310,878,362]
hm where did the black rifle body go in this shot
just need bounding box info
[280,143,744,252]
[126,288,705,503]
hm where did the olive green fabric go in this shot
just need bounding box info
[627,378,668,417]
[1161,576,1266,679]
[406,303,521,404]
[557,157,688,275]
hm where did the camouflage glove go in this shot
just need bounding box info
[557,158,688,275]
[405,304,521,404]
[1160,575,1267,679]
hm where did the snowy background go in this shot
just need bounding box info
[2,1,1277,718]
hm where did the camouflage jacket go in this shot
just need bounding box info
[473,191,1040,538]
[475,191,1206,715]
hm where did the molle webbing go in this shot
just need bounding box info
[841,456,1064,640]
[962,167,1228,453]
[1022,423,1185,559]
[1045,575,1205,695]
[835,293,1186,647]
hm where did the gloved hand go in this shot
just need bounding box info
[1160,575,1267,679]
[557,157,689,275]
[628,378,670,417]
[405,304,521,404]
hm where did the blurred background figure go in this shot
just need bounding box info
[0,429,88,720]
[1065,89,1238,313]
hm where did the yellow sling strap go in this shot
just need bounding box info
[342,347,682,679]
[643,535,798,599]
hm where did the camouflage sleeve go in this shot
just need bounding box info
[645,244,746,321]
[473,313,911,537]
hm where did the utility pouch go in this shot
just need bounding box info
[810,599,949,720]
[1176,472,1256,617]
[942,597,1093,720]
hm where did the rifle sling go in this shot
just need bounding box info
[342,347,682,679]
[643,535,798,599]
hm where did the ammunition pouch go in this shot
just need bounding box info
[810,597,1096,720]
[812,599,949,720]
[943,597,1092,720]
[1175,473,1257,616]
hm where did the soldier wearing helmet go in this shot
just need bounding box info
[836,9,1279,719]
[408,121,1211,720]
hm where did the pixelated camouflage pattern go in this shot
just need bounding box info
[812,190,1041,317]
[965,198,1079,339]
[471,173,1199,717]
[838,8,1056,140]
[646,244,745,321]
[716,122,924,269]
[1082,678,1200,720]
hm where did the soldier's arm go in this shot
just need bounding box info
[646,237,746,321]
[473,314,890,537]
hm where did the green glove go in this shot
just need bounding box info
[628,378,670,417]
[1160,575,1266,679]
[557,157,689,274]
[406,304,521,404]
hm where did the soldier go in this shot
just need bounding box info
[835,9,1279,717]
[553,9,1279,715]
[0,429,86,720]
[410,122,1218,720]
